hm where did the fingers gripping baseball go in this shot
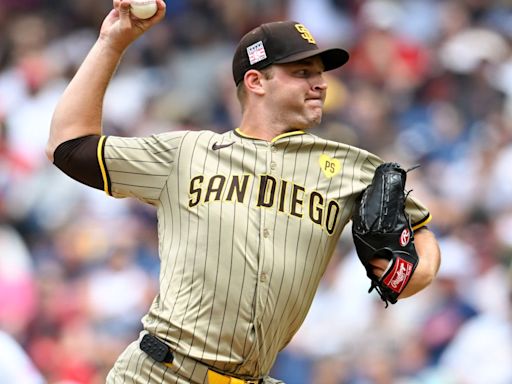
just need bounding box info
[100,0,166,51]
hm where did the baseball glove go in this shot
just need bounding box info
[352,162,419,306]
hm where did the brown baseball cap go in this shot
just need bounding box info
[232,21,350,85]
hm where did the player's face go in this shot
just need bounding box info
[263,57,327,130]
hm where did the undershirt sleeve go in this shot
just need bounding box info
[53,135,109,192]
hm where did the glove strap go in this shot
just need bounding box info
[381,254,415,293]
[372,253,415,306]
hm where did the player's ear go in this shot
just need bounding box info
[243,70,266,96]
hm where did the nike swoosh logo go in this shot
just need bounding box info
[212,141,235,150]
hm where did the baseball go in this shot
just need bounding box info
[130,0,158,19]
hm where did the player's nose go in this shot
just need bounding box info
[310,74,327,92]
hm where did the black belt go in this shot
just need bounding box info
[139,333,263,383]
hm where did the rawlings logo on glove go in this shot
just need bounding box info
[352,162,419,306]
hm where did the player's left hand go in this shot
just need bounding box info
[352,162,420,306]
[369,257,390,277]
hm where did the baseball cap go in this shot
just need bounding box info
[232,21,350,85]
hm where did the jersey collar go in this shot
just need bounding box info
[234,128,306,143]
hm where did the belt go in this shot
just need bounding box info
[140,333,262,384]
[207,370,262,384]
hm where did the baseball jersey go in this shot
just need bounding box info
[98,128,431,378]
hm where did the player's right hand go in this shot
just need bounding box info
[99,0,166,53]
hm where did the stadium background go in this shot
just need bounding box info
[0,0,511,383]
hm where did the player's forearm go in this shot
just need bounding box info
[46,38,123,161]
[399,228,441,299]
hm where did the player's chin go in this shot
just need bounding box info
[309,109,323,126]
[294,108,323,129]
[298,116,322,130]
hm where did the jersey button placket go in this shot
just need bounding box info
[255,145,275,321]
[254,145,272,322]
[269,143,278,174]
[262,144,275,288]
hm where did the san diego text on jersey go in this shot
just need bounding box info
[188,173,341,235]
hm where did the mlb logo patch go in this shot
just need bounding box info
[247,41,267,65]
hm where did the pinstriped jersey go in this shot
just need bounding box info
[99,128,431,377]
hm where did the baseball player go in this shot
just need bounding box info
[46,1,441,383]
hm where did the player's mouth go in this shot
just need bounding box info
[305,98,324,107]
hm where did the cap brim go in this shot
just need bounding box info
[273,48,349,71]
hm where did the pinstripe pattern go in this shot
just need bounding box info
[102,129,430,383]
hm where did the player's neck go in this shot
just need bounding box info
[239,111,296,142]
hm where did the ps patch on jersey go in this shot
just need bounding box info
[319,154,341,178]
[247,41,267,65]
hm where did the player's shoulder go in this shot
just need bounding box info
[150,129,225,145]
[305,132,373,157]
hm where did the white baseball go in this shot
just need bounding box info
[130,0,158,19]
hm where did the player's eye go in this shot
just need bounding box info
[295,69,309,77]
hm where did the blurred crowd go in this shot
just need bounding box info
[0,0,511,383]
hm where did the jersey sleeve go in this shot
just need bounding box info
[100,131,187,203]
[359,152,432,231]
